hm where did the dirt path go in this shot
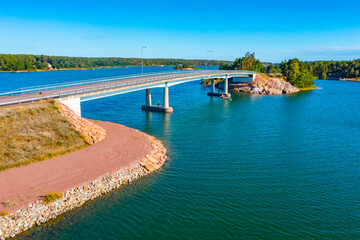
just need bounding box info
[0,121,151,212]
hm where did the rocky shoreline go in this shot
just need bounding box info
[233,74,299,95]
[202,74,300,95]
[0,113,167,239]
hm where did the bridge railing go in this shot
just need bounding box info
[0,70,256,106]
[0,71,180,96]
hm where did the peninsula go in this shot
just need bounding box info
[0,100,167,239]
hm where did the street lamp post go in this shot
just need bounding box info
[206,50,213,71]
[141,46,148,75]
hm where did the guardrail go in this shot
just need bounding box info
[0,70,256,106]
[1,71,180,96]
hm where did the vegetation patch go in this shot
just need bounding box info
[42,192,64,204]
[219,52,265,73]
[0,100,89,171]
[173,63,200,70]
[0,210,9,216]
[2,200,16,208]
[299,86,320,91]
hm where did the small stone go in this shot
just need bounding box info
[146,155,158,164]
[145,164,156,172]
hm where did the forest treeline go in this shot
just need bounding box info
[0,54,228,71]
[267,60,360,79]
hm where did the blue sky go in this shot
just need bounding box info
[1,0,360,62]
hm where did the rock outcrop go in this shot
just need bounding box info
[233,74,299,95]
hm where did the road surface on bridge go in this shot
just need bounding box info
[0,70,255,106]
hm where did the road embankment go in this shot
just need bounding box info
[0,101,167,239]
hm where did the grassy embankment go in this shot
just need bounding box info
[0,100,89,171]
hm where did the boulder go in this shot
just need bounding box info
[283,82,300,94]
[266,78,283,90]
[250,87,263,94]
[253,74,267,85]
[237,85,252,93]
[266,88,281,95]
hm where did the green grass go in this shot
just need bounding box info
[0,100,89,171]
[299,86,319,91]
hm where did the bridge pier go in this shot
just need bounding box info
[224,76,229,95]
[207,76,231,98]
[163,86,169,108]
[211,79,215,93]
[146,88,152,106]
[141,84,173,113]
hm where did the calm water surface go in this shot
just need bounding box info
[1,67,359,239]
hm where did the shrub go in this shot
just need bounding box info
[4,200,15,207]
[42,192,63,204]
[0,211,9,216]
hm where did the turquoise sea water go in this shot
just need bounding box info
[1,67,359,239]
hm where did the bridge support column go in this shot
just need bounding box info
[163,86,169,108]
[224,76,228,94]
[211,78,215,93]
[141,83,173,113]
[145,88,152,106]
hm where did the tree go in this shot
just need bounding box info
[287,58,301,83]
[220,52,265,73]
[281,58,314,88]
[321,72,327,80]
[219,61,231,70]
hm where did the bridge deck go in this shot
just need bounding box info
[0,70,255,106]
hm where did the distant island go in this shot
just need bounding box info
[0,54,227,72]
[219,53,315,90]
[173,63,200,70]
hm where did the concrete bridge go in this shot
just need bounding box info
[0,70,256,116]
